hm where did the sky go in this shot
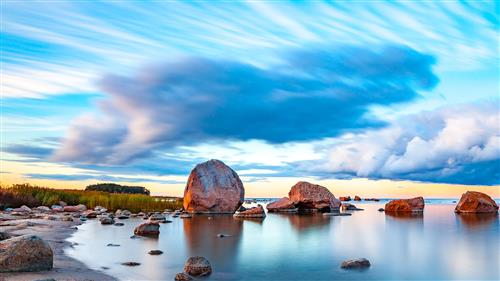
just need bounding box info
[1,0,499,198]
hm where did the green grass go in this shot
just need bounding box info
[0,183,183,213]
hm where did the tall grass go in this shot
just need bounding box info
[0,184,183,213]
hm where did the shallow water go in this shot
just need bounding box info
[66,202,499,280]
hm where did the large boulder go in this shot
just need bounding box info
[266,197,297,212]
[455,191,498,213]
[385,197,424,212]
[0,235,53,272]
[134,222,160,236]
[234,205,266,218]
[184,256,212,276]
[288,181,341,211]
[183,159,244,214]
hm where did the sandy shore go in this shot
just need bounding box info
[0,213,117,281]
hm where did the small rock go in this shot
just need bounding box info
[378,208,385,212]
[106,243,120,247]
[160,220,173,224]
[134,222,160,236]
[180,213,192,219]
[35,206,51,213]
[114,222,124,226]
[341,203,364,211]
[233,205,266,218]
[101,266,109,270]
[175,272,193,281]
[341,258,371,269]
[149,213,166,221]
[354,196,362,201]
[148,250,163,255]
[121,262,140,266]
[184,256,212,276]
[217,233,230,238]
[100,217,115,225]
[0,232,11,241]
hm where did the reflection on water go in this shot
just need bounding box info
[456,212,499,230]
[66,204,499,280]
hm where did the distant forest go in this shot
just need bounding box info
[85,183,150,195]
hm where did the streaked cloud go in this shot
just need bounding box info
[52,45,438,164]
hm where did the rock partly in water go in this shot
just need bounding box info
[106,243,120,247]
[0,235,53,272]
[341,258,371,269]
[288,181,341,212]
[184,256,212,276]
[149,213,166,221]
[175,272,193,281]
[341,203,364,211]
[100,217,115,225]
[121,262,140,266]
[180,213,192,219]
[266,197,298,213]
[378,208,385,212]
[339,196,351,201]
[454,191,499,213]
[217,233,231,238]
[148,250,163,255]
[385,197,424,212]
[234,205,266,218]
[354,196,361,201]
[114,222,125,226]
[134,222,160,237]
[183,159,244,214]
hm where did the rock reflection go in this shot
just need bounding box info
[456,213,499,230]
[283,213,330,232]
[385,212,424,221]
[183,215,243,276]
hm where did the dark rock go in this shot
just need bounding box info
[378,208,385,212]
[114,222,124,226]
[341,203,364,211]
[341,258,371,269]
[148,250,163,255]
[0,232,11,241]
[121,262,140,266]
[323,212,352,216]
[106,243,120,247]
[134,222,160,236]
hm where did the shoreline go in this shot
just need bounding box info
[0,213,117,281]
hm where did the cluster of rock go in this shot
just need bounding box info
[381,192,498,214]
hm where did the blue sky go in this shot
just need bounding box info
[2,1,499,196]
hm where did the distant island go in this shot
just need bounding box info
[85,183,150,195]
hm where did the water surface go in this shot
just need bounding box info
[66,201,499,280]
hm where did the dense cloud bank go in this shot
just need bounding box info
[300,103,500,185]
[53,45,437,164]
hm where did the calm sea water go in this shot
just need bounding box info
[66,200,499,280]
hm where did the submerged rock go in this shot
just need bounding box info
[288,181,341,211]
[455,191,499,213]
[184,256,212,276]
[385,197,424,212]
[134,222,160,237]
[121,261,140,266]
[341,258,371,269]
[175,272,193,281]
[148,250,163,255]
[266,197,297,213]
[0,235,53,272]
[234,205,266,218]
[183,159,244,214]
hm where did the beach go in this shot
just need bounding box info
[0,213,116,281]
